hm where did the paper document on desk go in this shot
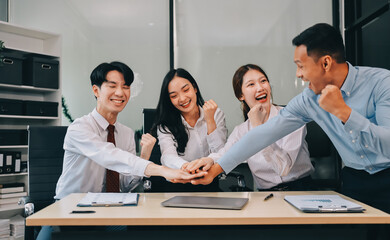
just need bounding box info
[77,192,139,207]
[284,195,364,213]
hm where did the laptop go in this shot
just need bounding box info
[161,196,249,210]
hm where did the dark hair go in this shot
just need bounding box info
[232,64,270,121]
[292,23,346,63]
[151,68,205,155]
[90,61,134,88]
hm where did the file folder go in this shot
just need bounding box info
[77,192,139,207]
[284,195,365,213]
[0,152,4,174]
[4,152,13,174]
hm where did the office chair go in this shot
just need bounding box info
[142,108,251,192]
[305,121,342,191]
[22,125,68,240]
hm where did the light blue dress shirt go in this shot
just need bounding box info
[218,63,390,175]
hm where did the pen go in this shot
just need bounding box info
[70,210,96,214]
[264,193,273,201]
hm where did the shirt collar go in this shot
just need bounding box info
[92,108,116,131]
[181,106,203,128]
[340,62,357,97]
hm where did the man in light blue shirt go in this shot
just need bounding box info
[181,23,390,213]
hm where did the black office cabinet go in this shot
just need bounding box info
[0,51,24,85]
[0,129,28,145]
[0,98,23,115]
[23,100,58,117]
[24,57,59,89]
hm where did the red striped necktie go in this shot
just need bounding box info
[105,124,120,192]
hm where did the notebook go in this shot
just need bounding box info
[161,196,249,210]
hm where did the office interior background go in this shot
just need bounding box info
[2,0,390,134]
[2,0,335,133]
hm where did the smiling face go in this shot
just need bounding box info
[93,70,130,121]
[240,69,271,109]
[168,76,198,115]
[294,45,329,94]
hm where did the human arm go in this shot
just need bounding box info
[144,163,206,181]
[260,125,307,176]
[64,121,150,177]
[215,101,308,174]
[206,108,228,152]
[140,133,157,160]
[202,99,218,134]
[320,81,390,158]
[157,127,188,169]
[182,123,245,173]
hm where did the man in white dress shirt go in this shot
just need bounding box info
[55,61,205,200]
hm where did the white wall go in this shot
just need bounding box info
[9,0,332,133]
[9,0,169,131]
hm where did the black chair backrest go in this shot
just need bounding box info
[305,121,341,190]
[143,108,161,165]
[28,125,67,211]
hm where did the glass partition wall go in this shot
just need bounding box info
[10,0,332,132]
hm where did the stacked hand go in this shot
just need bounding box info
[171,157,221,185]
[181,157,214,173]
[162,166,207,182]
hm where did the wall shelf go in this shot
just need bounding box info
[0,145,28,149]
[0,21,62,223]
[0,115,59,120]
[0,83,58,93]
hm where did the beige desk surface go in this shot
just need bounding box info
[26,191,390,226]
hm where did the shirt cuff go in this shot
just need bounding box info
[216,158,234,174]
[132,158,152,177]
[206,130,223,148]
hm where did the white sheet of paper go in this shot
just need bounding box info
[78,192,138,206]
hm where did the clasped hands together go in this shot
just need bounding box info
[170,157,216,185]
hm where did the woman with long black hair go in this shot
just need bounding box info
[151,68,227,191]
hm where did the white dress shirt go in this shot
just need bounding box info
[55,108,151,199]
[209,105,314,189]
[157,107,228,169]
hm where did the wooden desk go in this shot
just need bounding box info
[27,191,390,226]
[26,191,390,240]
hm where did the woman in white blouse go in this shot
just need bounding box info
[151,68,228,191]
[184,64,314,190]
